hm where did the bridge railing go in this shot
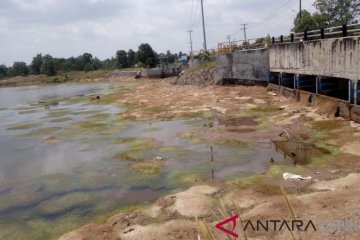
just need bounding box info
[217,38,266,54]
[271,23,360,44]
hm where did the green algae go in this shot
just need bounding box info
[19,127,61,137]
[312,120,346,131]
[143,127,161,132]
[74,121,108,130]
[173,111,215,120]
[36,192,93,216]
[0,191,46,213]
[6,123,40,130]
[44,110,70,118]
[149,106,167,114]
[49,117,72,123]
[167,171,207,185]
[178,130,204,144]
[86,113,110,121]
[18,109,39,115]
[129,158,165,175]
[113,137,160,149]
[215,139,255,147]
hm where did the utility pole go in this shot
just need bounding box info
[241,24,248,43]
[226,35,231,45]
[187,30,193,54]
[300,0,302,18]
[200,0,207,52]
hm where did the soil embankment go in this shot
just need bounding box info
[174,68,216,86]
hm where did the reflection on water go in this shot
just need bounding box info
[0,82,321,239]
[273,140,330,165]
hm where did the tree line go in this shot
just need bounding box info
[0,43,184,78]
[293,0,359,32]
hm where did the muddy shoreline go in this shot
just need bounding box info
[55,76,360,240]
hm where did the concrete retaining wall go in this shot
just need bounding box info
[215,48,269,84]
[140,67,181,78]
[111,70,138,78]
[267,83,360,123]
[270,37,360,81]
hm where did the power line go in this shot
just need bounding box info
[230,0,293,39]
[191,0,200,30]
[251,0,297,27]
[188,0,195,30]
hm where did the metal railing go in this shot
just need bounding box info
[272,23,360,44]
[217,38,267,54]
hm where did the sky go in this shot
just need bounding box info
[0,0,315,66]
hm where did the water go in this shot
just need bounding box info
[0,82,326,239]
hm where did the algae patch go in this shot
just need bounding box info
[19,127,61,137]
[112,137,162,161]
[129,157,166,175]
[36,192,93,216]
[7,123,40,130]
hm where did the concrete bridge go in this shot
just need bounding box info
[269,36,360,104]
[214,34,360,122]
[215,35,360,104]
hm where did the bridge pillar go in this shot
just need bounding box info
[316,76,320,94]
[348,80,352,102]
[278,73,282,86]
[355,81,358,105]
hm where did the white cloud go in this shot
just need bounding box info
[0,0,316,66]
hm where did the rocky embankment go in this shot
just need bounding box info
[174,68,216,86]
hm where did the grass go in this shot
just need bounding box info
[187,61,216,72]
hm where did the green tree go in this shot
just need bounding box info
[127,49,135,67]
[84,63,95,73]
[116,50,128,69]
[41,55,56,76]
[82,53,93,66]
[30,54,43,75]
[11,62,29,76]
[0,65,8,78]
[166,50,175,64]
[313,0,359,27]
[92,57,102,70]
[293,10,317,32]
[137,43,157,68]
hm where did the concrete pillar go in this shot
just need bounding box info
[278,73,282,86]
[296,74,299,89]
[348,80,352,102]
[355,81,358,105]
